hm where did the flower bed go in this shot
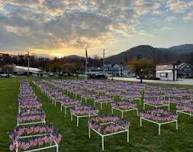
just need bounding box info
[88,116,129,134]
[140,109,178,135]
[17,113,46,124]
[19,109,45,116]
[93,96,113,109]
[94,96,112,103]
[19,103,42,110]
[112,102,137,110]
[9,124,62,151]
[9,80,62,152]
[143,97,170,110]
[70,106,99,127]
[140,109,177,123]
[61,99,81,107]
[70,106,98,116]
[10,124,59,139]
[88,116,130,151]
[60,99,81,115]
[17,81,46,126]
[177,101,193,116]
[111,101,138,118]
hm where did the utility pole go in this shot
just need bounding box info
[103,49,105,74]
[27,51,30,76]
[172,64,176,81]
[85,47,88,80]
[140,69,143,83]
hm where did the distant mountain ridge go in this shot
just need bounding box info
[168,44,193,54]
[105,44,193,65]
[57,44,193,65]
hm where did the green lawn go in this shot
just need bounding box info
[0,78,20,152]
[1,78,193,152]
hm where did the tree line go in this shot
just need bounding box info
[0,53,103,75]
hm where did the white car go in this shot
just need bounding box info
[0,74,8,78]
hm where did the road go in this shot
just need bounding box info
[110,77,193,86]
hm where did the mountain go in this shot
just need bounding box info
[169,44,193,54]
[105,44,193,65]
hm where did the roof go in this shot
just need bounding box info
[156,65,174,71]
[156,70,173,73]
[178,62,193,69]
[14,66,41,73]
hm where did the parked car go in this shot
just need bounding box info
[0,74,9,78]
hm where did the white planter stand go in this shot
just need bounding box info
[94,100,112,109]
[112,107,139,118]
[88,126,129,151]
[71,113,98,127]
[140,117,178,135]
[17,119,46,126]
[143,103,170,110]
[60,104,80,116]
[177,110,193,117]
[15,133,59,152]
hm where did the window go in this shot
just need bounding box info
[160,73,168,77]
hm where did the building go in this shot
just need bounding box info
[89,64,130,77]
[13,66,41,75]
[156,64,177,81]
[177,62,193,78]
[104,64,131,77]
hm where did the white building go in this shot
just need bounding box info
[14,66,41,75]
[156,65,177,81]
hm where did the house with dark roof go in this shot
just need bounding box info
[177,63,193,78]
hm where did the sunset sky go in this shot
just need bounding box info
[0,0,193,58]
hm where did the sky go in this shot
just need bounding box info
[0,0,193,58]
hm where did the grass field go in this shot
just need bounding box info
[0,78,20,152]
[1,78,193,152]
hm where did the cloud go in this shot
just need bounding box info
[167,0,193,14]
[0,0,193,56]
[167,0,187,12]
[184,11,193,20]
[5,25,29,35]
[0,0,138,50]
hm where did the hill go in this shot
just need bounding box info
[169,44,193,54]
[105,44,193,65]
